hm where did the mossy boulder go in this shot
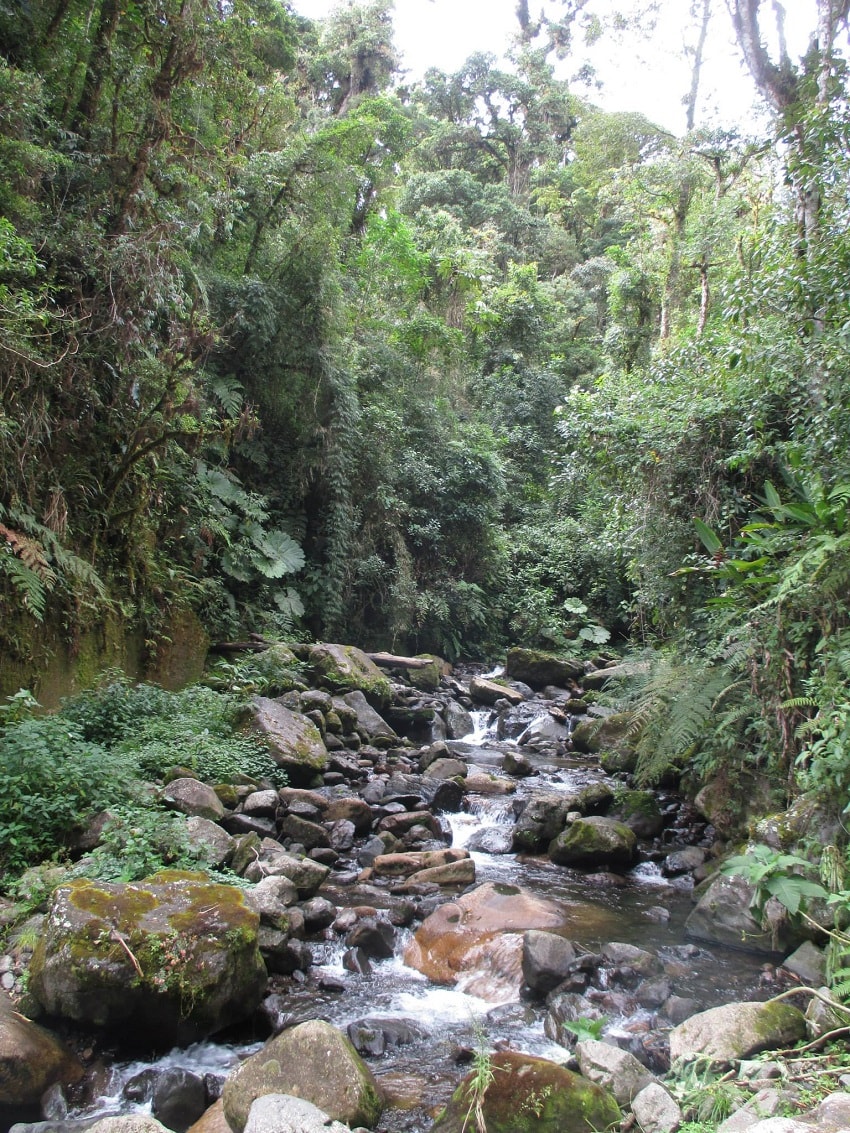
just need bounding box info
[307,644,391,707]
[505,648,585,689]
[607,789,664,838]
[407,654,446,692]
[430,1051,620,1133]
[29,872,267,1045]
[548,816,637,870]
[250,697,328,787]
[221,1020,383,1132]
[570,712,634,756]
[669,1000,807,1063]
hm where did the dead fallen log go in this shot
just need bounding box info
[210,640,270,654]
[367,651,433,670]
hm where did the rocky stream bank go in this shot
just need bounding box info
[1,644,848,1133]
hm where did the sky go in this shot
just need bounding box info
[292,0,819,135]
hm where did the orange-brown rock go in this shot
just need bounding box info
[372,849,469,878]
[403,882,569,992]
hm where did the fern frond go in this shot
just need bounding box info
[0,545,50,619]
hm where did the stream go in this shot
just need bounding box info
[57,712,767,1133]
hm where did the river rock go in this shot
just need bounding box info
[467,828,513,854]
[575,1038,655,1104]
[443,699,474,739]
[516,715,569,745]
[608,790,664,838]
[187,1098,231,1133]
[804,986,850,1038]
[505,648,585,688]
[0,993,84,1107]
[221,1020,383,1132]
[402,858,477,888]
[404,881,569,987]
[161,778,226,821]
[372,849,469,878]
[669,1000,807,1063]
[151,1067,207,1132]
[521,930,576,996]
[423,757,468,779]
[631,1082,683,1133]
[251,699,328,787]
[548,816,637,869]
[463,773,516,795]
[247,851,330,896]
[245,876,299,928]
[185,817,234,868]
[570,712,634,756]
[468,677,525,707]
[781,941,827,986]
[341,690,397,744]
[324,797,372,833]
[430,1051,620,1133]
[580,659,649,689]
[29,873,267,1045]
[512,793,575,851]
[685,873,801,955]
[243,1094,349,1133]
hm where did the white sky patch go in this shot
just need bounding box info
[293,0,821,134]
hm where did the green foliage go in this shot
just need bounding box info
[73,804,211,884]
[0,716,135,875]
[560,1015,608,1043]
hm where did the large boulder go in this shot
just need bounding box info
[575,1038,655,1105]
[430,1051,620,1133]
[29,872,267,1045]
[161,778,225,821]
[570,712,634,756]
[505,649,585,689]
[221,1020,383,1132]
[685,873,801,956]
[307,644,392,706]
[341,690,397,745]
[250,698,328,786]
[548,816,637,870]
[521,930,576,996]
[404,882,569,993]
[0,993,83,1109]
[669,1001,807,1063]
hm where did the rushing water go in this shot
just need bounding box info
[62,717,768,1133]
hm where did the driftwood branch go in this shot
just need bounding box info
[367,651,433,670]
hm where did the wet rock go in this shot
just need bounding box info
[0,993,83,1107]
[402,858,477,888]
[346,918,395,960]
[342,948,372,976]
[221,1020,383,1132]
[548,816,637,870]
[516,715,569,745]
[466,828,513,855]
[669,1000,807,1063]
[278,788,328,813]
[241,791,279,819]
[87,1118,173,1133]
[29,874,267,1046]
[428,780,465,813]
[151,1068,206,1133]
[544,990,606,1047]
[161,779,225,822]
[663,994,699,1025]
[575,1038,656,1105]
[279,814,329,849]
[662,846,706,876]
[502,750,534,777]
[430,1050,620,1133]
[511,793,574,851]
[300,896,336,932]
[340,690,396,746]
[463,773,516,795]
[522,931,577,996]
[580,659,649,689]
[404,881,568,987]
[443,700,474,740]
[251,699,328,787]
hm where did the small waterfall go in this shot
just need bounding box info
[459,710,495,745]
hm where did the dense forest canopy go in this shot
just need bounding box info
[2,0,850,796]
